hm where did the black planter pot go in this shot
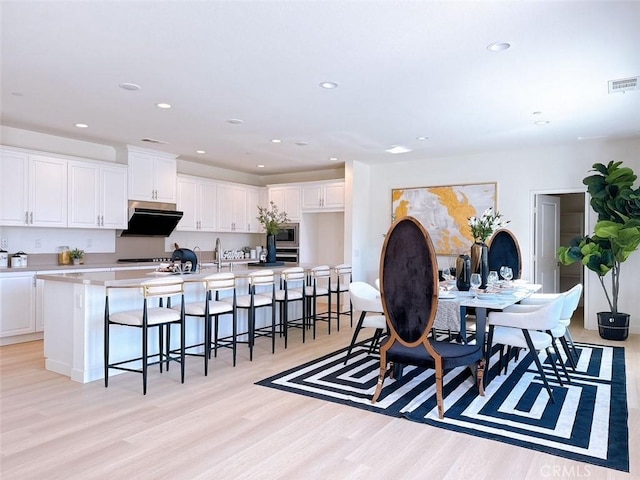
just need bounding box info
[597,311,630,341]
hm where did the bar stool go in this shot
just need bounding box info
[177,273,237,374]
[303,265,330,338]
[228,270,276,361]
[104,276,185,395]
[273,267,306,348]
[328,264,352,332]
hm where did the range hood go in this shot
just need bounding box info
[120,201,183,237]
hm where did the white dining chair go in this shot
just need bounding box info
[486,295,565,402]
[345,281,386,365]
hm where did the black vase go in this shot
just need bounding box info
[470,241,489,289]
[266,234,277,264]
[456,254,471,291]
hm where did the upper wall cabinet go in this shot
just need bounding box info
[0,147,67,227]
[216,182,248,232]
[176,175,217,232]
[68,160,128,229]
[124,147,177,202]
[301,180,345,212]
[245,186,262,233]
[268,185,301,222]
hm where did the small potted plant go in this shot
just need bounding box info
[70,248,84,265]
[558,161,640,340]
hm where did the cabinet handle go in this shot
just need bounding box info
[25,211,29,224]
[30,211,33,224]
[97,215,101,226]
[101,215,104,226]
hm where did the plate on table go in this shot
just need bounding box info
[476,292,501,301]
[438,292,457,299]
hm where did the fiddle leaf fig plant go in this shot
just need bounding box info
[558,161,640,313]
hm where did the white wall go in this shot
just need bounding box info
[347,137,640,334]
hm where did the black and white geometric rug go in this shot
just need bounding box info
[256,340,629,472]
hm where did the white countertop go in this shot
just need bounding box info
[35,263,304,287]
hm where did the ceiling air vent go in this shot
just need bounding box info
[141,138,168,144]
[608,77,638,94]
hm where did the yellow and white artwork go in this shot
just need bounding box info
[392,182,497,255]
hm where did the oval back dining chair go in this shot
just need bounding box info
[488,228,522,280]
[371,216,486,418]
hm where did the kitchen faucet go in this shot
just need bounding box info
[215,237,222,271]
[192,245,201,273]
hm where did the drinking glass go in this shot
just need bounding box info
[487,270,499,287]
[442,267,452,282]
[502,266,513,283]
[499,265,509,281]
[470,273,482,298]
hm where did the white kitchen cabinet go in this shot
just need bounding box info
[0,271,36,338]
[245,186,261,232]
[125,147,177,202]
[268,185,301,222]
[176,175,217,232]
[0,148,67,227]
[68,160,127,229]
[216,182,247,232]
[301,181,345,212]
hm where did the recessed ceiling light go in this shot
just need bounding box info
[227,118,244,125]
[319,81,338,89]
[329,157,339,162]
[257,164,265,168]
[385,145,412,154]
[119,83,141,91]
[196,150,206,154]
[156,103,172,109]
[271,139,282,143]
[534,120,550,125]
[487,42,511,52]
[416,136,429,141]
[532,111,543,115]
[74,123,89,128]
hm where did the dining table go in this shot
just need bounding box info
[435,280,542,386]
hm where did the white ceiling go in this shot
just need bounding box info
[2,1,639,175]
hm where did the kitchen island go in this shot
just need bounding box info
[36,266,298,383]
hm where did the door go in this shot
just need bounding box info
[535,194,560,293]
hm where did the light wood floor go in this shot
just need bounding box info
[1,312,638,480]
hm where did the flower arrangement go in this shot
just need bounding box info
[257,201,289,235]
[468,207,509,243]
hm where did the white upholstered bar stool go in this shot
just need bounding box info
[328,264,352,332]
[227,269,276,361]
[273,267,306,348]
[104,276,185,395]
[176,273,237,374]
[303,265,330,338]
